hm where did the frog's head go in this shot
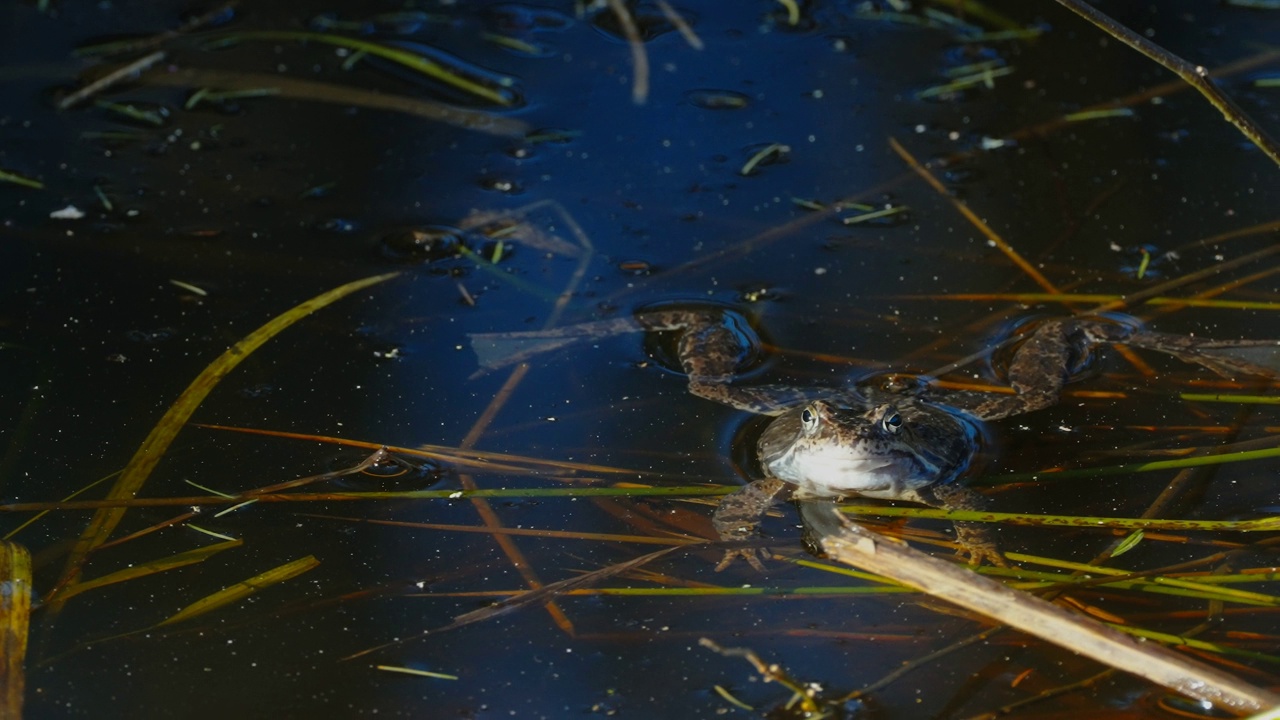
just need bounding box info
[757,399,978,499]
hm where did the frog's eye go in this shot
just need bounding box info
[800,405,818,430]
[881,410,903,434]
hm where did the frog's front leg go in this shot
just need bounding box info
[914,483,1007,567]
[637,308,826,414]
[711,476,789,571]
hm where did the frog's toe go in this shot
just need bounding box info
[958,542,1007,568]
[954,523,1006,567]
[715,548,769,573]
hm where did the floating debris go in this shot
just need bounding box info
[791,197,826,211]
[376,666,459,681]
[94,99,169,126]
[50,205,85,220]
[1064,107,1136,122]
[618,260,653,275]
[169,279,209,296]
[185,86,280,110]
[841,204,909,226]
[525,128,581,144]
[377,226,465,263]
[775,0,801,26]
[740,143,790,176]
[916,66,1015,100]
[58,51,165,109]
[481,32,547,56]
[685,89,749,110]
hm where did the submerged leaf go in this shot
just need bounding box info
[1110,530,1145,557]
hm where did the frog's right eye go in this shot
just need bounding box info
[800,406,818,429]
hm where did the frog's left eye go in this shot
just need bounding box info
[801,405,818,430]
[881,410,902,434]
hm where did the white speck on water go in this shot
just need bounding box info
[50,205,84,220]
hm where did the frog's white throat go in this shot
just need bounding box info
[771,441,931,499]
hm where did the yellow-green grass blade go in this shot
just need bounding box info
[156,555,319,627]
[839,504,1280,532]
[52,272,398,601]
[993,445,1280,484]
[0,169,42,190]
[56,540,243,602]
[1106,623,1280,664]
[220,31,513,105]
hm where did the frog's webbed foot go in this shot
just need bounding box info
[954,522,1007,568]
[917,483,1007,567]
[715,546,771,573]
[1124,331,1280,380]
[711,477,788,572]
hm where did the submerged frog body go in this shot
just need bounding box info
[637,307,1280,570]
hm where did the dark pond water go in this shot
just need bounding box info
[2,1,1279,717]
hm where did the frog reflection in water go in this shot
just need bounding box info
[636,308,1280,571]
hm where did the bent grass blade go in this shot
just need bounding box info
[155,555,320,628]
[142,68,528,138]
[218,31,514,106]
[51,272,399,604]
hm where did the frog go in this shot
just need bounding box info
[635,306,1280,571]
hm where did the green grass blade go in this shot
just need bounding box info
[51,272,399,602]
[994,445,1280,484]
[1106,623,1280,664]
[839,504,1280,532]
[156,555,319,627]
[56,540,243,602]
[1181,393,1280,404]
[221,31,514,105]
[0,169,43,190]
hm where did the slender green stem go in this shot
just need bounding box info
[1053,0,1280,167]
